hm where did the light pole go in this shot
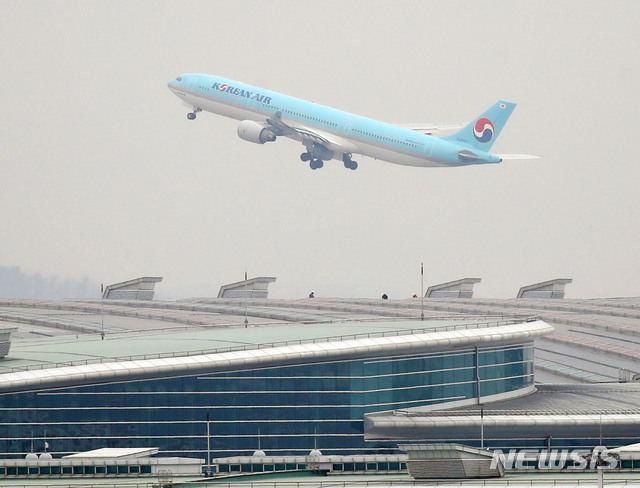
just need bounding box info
[100,283,105,340]
[206,413,211,475]
[244,271,248,327]
[479,405,485,449]
[420,263,424,321]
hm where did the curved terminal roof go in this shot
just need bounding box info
[0,319,551,393]
[365,383,640,441]
[1,295,639,385]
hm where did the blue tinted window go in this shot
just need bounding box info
[0,343,539,458]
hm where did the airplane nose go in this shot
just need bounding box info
[167,76,185,92]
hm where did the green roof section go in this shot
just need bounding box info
[0,317,513,374]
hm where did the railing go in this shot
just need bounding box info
[1,317,539,374]
[397,407,640,417]
[0,479,638,488]
[2,471,640,488]
[175,476,640,488]
[0,484,162,488]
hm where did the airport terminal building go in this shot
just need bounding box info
[0,316,547,457]
[0,284,639,462]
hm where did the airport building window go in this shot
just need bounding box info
[0,344,535,458]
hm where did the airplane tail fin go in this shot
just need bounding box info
[442,101,516,151]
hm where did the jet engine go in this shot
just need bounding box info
[237,120,277,144]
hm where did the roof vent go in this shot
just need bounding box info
[517,279,572,299]
[102,277,163,300]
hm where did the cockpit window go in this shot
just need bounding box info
[176,76,182,81]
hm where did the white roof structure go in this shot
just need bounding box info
[0,319,553,393]
[365,383,640,442]
[63,448,159,459]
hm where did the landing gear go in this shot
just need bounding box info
[300,152,358,170]
[342,153,358,170]
[186,108,202,120]
[344,160,358,170]
[301,143,334,170]
[301,151,323,169]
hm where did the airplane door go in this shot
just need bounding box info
[189,77,199,89]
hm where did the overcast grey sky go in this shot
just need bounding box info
[1,1,639,300]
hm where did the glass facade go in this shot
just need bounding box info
[0,464,153,477]
[0,343,534,458]
[213,459,407,475]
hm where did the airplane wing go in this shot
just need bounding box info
[266,112,359,154]
[399,122,467,135]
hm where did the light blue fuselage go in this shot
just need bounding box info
[168,74,507,168]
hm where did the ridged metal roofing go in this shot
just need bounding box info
[1,295,639,384]
[365,384,640,441]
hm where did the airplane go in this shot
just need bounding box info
[167,73,535,170]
